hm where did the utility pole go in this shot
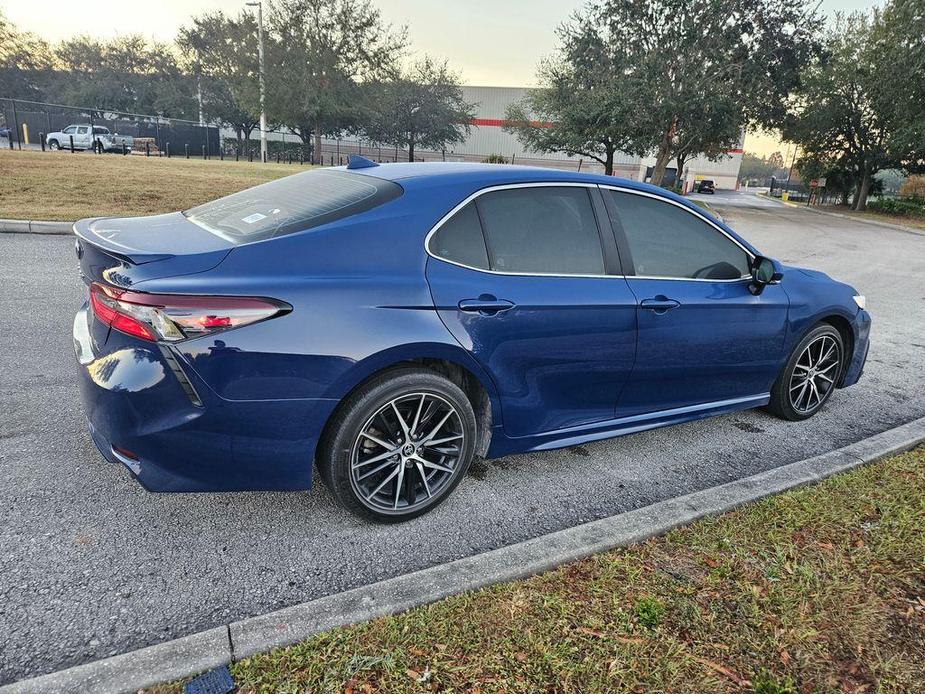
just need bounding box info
[247,1,267,163]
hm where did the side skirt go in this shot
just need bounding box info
[486,394,770,458]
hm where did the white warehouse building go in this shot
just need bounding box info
[311,85,744,190]
[450,86,744,191]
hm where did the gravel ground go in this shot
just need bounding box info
[1,191,924,684]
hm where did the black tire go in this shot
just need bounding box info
[318,367,477,522]
[48,139,59,150]
[767,323,844,421]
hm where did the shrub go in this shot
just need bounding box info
[899,175,925,199]
[867,196,925,218]
[483,153,508,164]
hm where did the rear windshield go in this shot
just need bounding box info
[184,169,402,243]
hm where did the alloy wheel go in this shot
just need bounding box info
[349,392,465,514]
[788,334,841,414]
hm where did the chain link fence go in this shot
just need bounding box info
[1,96,595,172]
[2,98,219,157]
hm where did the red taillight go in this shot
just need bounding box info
[90,283,157,341]
[89,282,289,342]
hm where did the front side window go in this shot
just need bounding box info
[607,190,749,280]
[184,169,402,243]
[476,187,605,275]
[63,126,77,134]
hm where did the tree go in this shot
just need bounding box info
[53,35,195,118]
[506,0,819,182]
[867,0,925,174]
[503,7,649,175]
[0,10,54,100]
[599,0,821,186]
[738,151,786,185]
[783,11,914,210]
[178,12,263,153]
[364,57,475,162]
[671,113,742,186]
[267,0,406,164]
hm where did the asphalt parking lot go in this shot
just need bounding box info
[2,192,924,684]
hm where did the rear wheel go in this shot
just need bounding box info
[767,324,844,421]
[319,368,476,522]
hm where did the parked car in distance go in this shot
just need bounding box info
[697,179,715,194]
[72,158,870,522]
[0,125,11,139]
[47,125,133,152]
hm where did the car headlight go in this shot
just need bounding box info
[853,295,866,310]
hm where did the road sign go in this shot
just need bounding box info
[817,177,826,187]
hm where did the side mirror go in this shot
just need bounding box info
[749,256,782,295]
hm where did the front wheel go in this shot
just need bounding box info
[318,368,477,522]
[767,324,844,421]
[48,139,60,150]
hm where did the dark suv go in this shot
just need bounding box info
[697,179,715,194]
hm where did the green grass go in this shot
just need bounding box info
[148,447,925,694]
[0,148,308,221]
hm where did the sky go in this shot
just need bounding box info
[1,0,885,155]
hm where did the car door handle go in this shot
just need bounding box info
[640,297,680,313]
[458,297,515,315]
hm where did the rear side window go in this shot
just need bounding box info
[607,190,749,280]
[184,169,403,243]
[476,187,605,275]
[430,202,489,270]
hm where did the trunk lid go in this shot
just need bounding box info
[74,212,234,287]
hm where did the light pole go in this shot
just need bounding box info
[246,1,267,164]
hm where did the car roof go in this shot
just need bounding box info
[343,162,759,256]
[348,161,707,214]
[352,161,688,195]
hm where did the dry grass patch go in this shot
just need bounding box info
[0,149,308,221]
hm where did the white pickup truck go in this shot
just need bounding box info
[46,125,134,153]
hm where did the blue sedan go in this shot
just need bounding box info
[72,158,870,521]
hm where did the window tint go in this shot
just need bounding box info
[92,126,109,135]
[184,169,402,244]
[476,187,605,275]
[608,191,749,280]
[430,202,489,270]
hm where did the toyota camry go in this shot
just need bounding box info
[72,157,870,521]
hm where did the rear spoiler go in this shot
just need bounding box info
[73,218,174,265]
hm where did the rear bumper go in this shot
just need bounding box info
[73,305,337,492]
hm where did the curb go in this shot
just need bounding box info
[0,218,72,235]
[754,194,924,236]
[4,416,925,694]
